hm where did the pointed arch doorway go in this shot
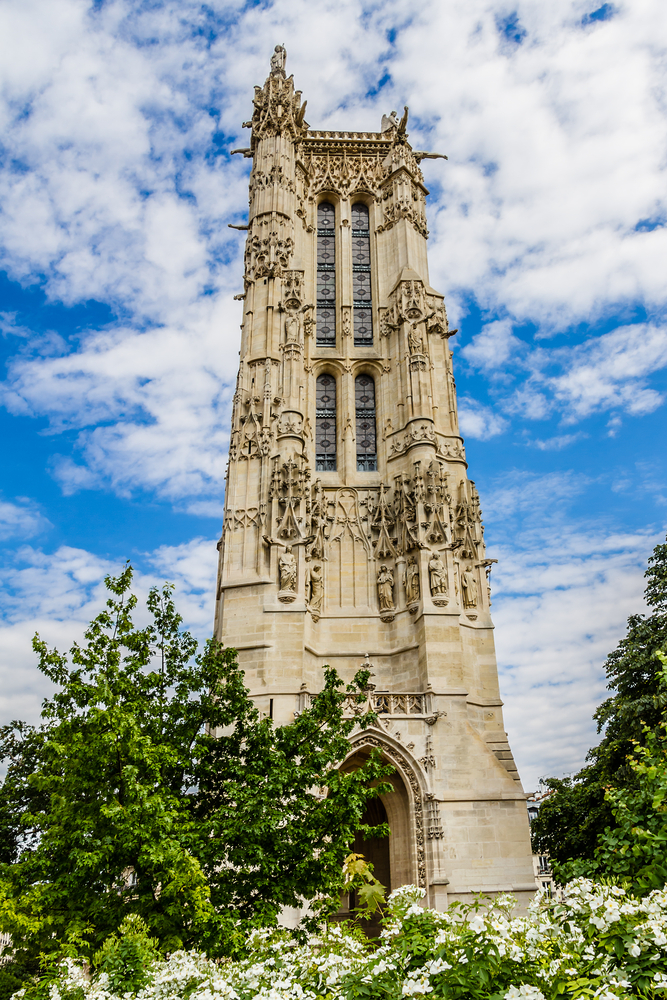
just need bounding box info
[340,742,421,933]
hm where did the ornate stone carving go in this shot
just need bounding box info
[249,48,309,143]
[425,793,444,839]
[247,230,294,280]
[352,735,426,888]
[428,551,448,605]
[377,564,395,621]
[461,564,478,609]
[405,554,420,606]
[306,562,323,620]
[303,150,386,197]
[420,733,437,771]
[269,455,311,541]
[278,545,297,599]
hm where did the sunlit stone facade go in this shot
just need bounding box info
[215,47,535,909]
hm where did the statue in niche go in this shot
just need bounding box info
[461,565,478,609]
[284,311,300,344]
[407,322,424,354]
[376,564,395,611]
[428,552,448,597]
[270,45,286,75]
[279,545,297,592]
[306,563,324,617]
[406,555,420,605]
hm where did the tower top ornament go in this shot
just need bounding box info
[270,44,287,77]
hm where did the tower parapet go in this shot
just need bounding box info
[217,47,535,910]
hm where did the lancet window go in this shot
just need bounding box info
[355,374,377,471]
[317,202,336,346]
[351,203,372,346]
[316,373,337,471]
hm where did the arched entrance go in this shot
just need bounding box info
[340,739,424,930]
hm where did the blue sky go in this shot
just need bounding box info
[0,0,666,790]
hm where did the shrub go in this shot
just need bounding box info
[21,879,667,1000]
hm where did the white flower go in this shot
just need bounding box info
[628,942,641,957]
[402,977,433,996]
[505,986,546,1000]
[424,958,452,975]
[469,915,485,933]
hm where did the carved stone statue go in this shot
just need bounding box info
[408,323,424,354]
[381,110,399,133]
[461,565,478,609]
[428,552,447,597]
[307,563,324,615]
[279,545,297,592]
[284,311,300,343]
[270,45,286,75]
[376,564,395,611]
[406,555,420,605]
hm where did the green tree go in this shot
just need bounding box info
[531,535,667,869]
[0,567,391,965]
[562,652,667,890]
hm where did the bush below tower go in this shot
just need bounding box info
[11,880,667,1000]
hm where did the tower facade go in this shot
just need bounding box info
[215,48,535,909]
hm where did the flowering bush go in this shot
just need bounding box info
[17,879,667,1000]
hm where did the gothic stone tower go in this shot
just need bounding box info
[215,47,535,910]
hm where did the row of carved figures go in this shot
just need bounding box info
[269,536,484,622]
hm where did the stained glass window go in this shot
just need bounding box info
[351,203,372,346]
[316,373,337,471]
[317,203,336,346]
[355,374,377,471]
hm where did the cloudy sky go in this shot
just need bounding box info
[0,0,665,791]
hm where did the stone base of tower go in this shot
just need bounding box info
[218,581,536,914]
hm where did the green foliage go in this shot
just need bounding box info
[342,852,387,918]
[531,535,667,867]
[0,968,24,1000]
[94,914,160,994]
[558,651,667,891]
[31,880,667,1000]
[0,567,392,963]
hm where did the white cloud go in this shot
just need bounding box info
[0,536,218,731]
[479,468,665,789]
[0,0,665,500]
[0,498,51,540]
[458,396,508,438]
[484,469,588,519]
[492,526,660,790]
[531,432,584,450]
[549,323,667,419]
[2,298,238,499]
[461,319,522,374]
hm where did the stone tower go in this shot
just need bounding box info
[215,47,535,910]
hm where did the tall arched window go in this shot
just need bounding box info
[317,203,336,346]
[351,203,372,346]
[355,374,377,471]
[316,374,337,471]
